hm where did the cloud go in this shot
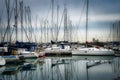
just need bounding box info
[89,14,120,22]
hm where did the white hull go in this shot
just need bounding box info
[72,47,114,56]
[45,46,71,53]
[22,54,37,58]
[0,56,6,66]
[3,55,20,63]
[20,51,38,58]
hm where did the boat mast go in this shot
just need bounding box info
[40,20,43,43]
[15,0,18,42]
[64,4,68,41]
[51,0,54,41]
[20,1,23,42]
[86,0,89,47]
[44,20,46,43]
[56,4,59,41]
[46,20,48,43]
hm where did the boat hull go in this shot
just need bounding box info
[0,56,6,66]
[72,48,114,56]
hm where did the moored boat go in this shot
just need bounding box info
[72,47,114,56]
[2,55,24,64]
[17,48,39,59]
[0,56,6,66]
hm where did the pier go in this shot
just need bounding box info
[45,51,72,56]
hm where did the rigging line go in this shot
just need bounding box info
[20,6,31,42]
[2,0,10,42]
[57,10,64,40]
[14,0,20,20]
[22,23,31,42]
[9,0,15,21]
[75,0,86,42]
[39,19,43,43]
[0,0,5,19]
[26,10,37,42]
[106,24,112,42]
[29,10,37,42]
[27,7,33,42]
[2,0,14,41]
[77,0,86,26]
[44,1,51,21]
[27,7,37,42]
[5,0,14,41]
[55,4,63,41]
[9,26,15,42]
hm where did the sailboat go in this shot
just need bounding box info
[18,48,39,58]
[72,0,114,56]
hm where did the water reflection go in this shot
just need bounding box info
[0,56,120,80]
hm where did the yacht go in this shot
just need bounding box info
[72,0,114,56]
[72,46,114,56]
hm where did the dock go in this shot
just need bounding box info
[72,53,115,56]
[45,51,72,56]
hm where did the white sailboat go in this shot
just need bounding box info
[18,49,38,58]
[72,47,114,56]
[0,56,6,66]
[72,0,114,56]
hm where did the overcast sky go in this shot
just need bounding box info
[22,0,120,22]
[0,0,120,42]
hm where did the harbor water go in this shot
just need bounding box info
[0,56,120,80]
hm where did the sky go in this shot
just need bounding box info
[0,0,120,43]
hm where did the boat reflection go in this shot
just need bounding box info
[19,63,36,71]
[0,66,5,75]
[51,58,70,67]
[0,57,120,80]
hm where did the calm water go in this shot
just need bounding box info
[0,56,120,80]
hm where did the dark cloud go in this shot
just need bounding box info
[89,0,120,14]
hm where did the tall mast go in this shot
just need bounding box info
[118,21,120,42]
[56,4,59,41]
[51,0,54,40]
[35,15,38,43]
[112,23,114,46]
[46,20,48,43]
[40,20,43,43]
[20,1,23,42]
[86,0,89,47]
[64,4,68,41]
[44,20,46,43]
[15,0,18,42]
[28,6,33,42]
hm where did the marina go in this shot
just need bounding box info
[0,0,120,80]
